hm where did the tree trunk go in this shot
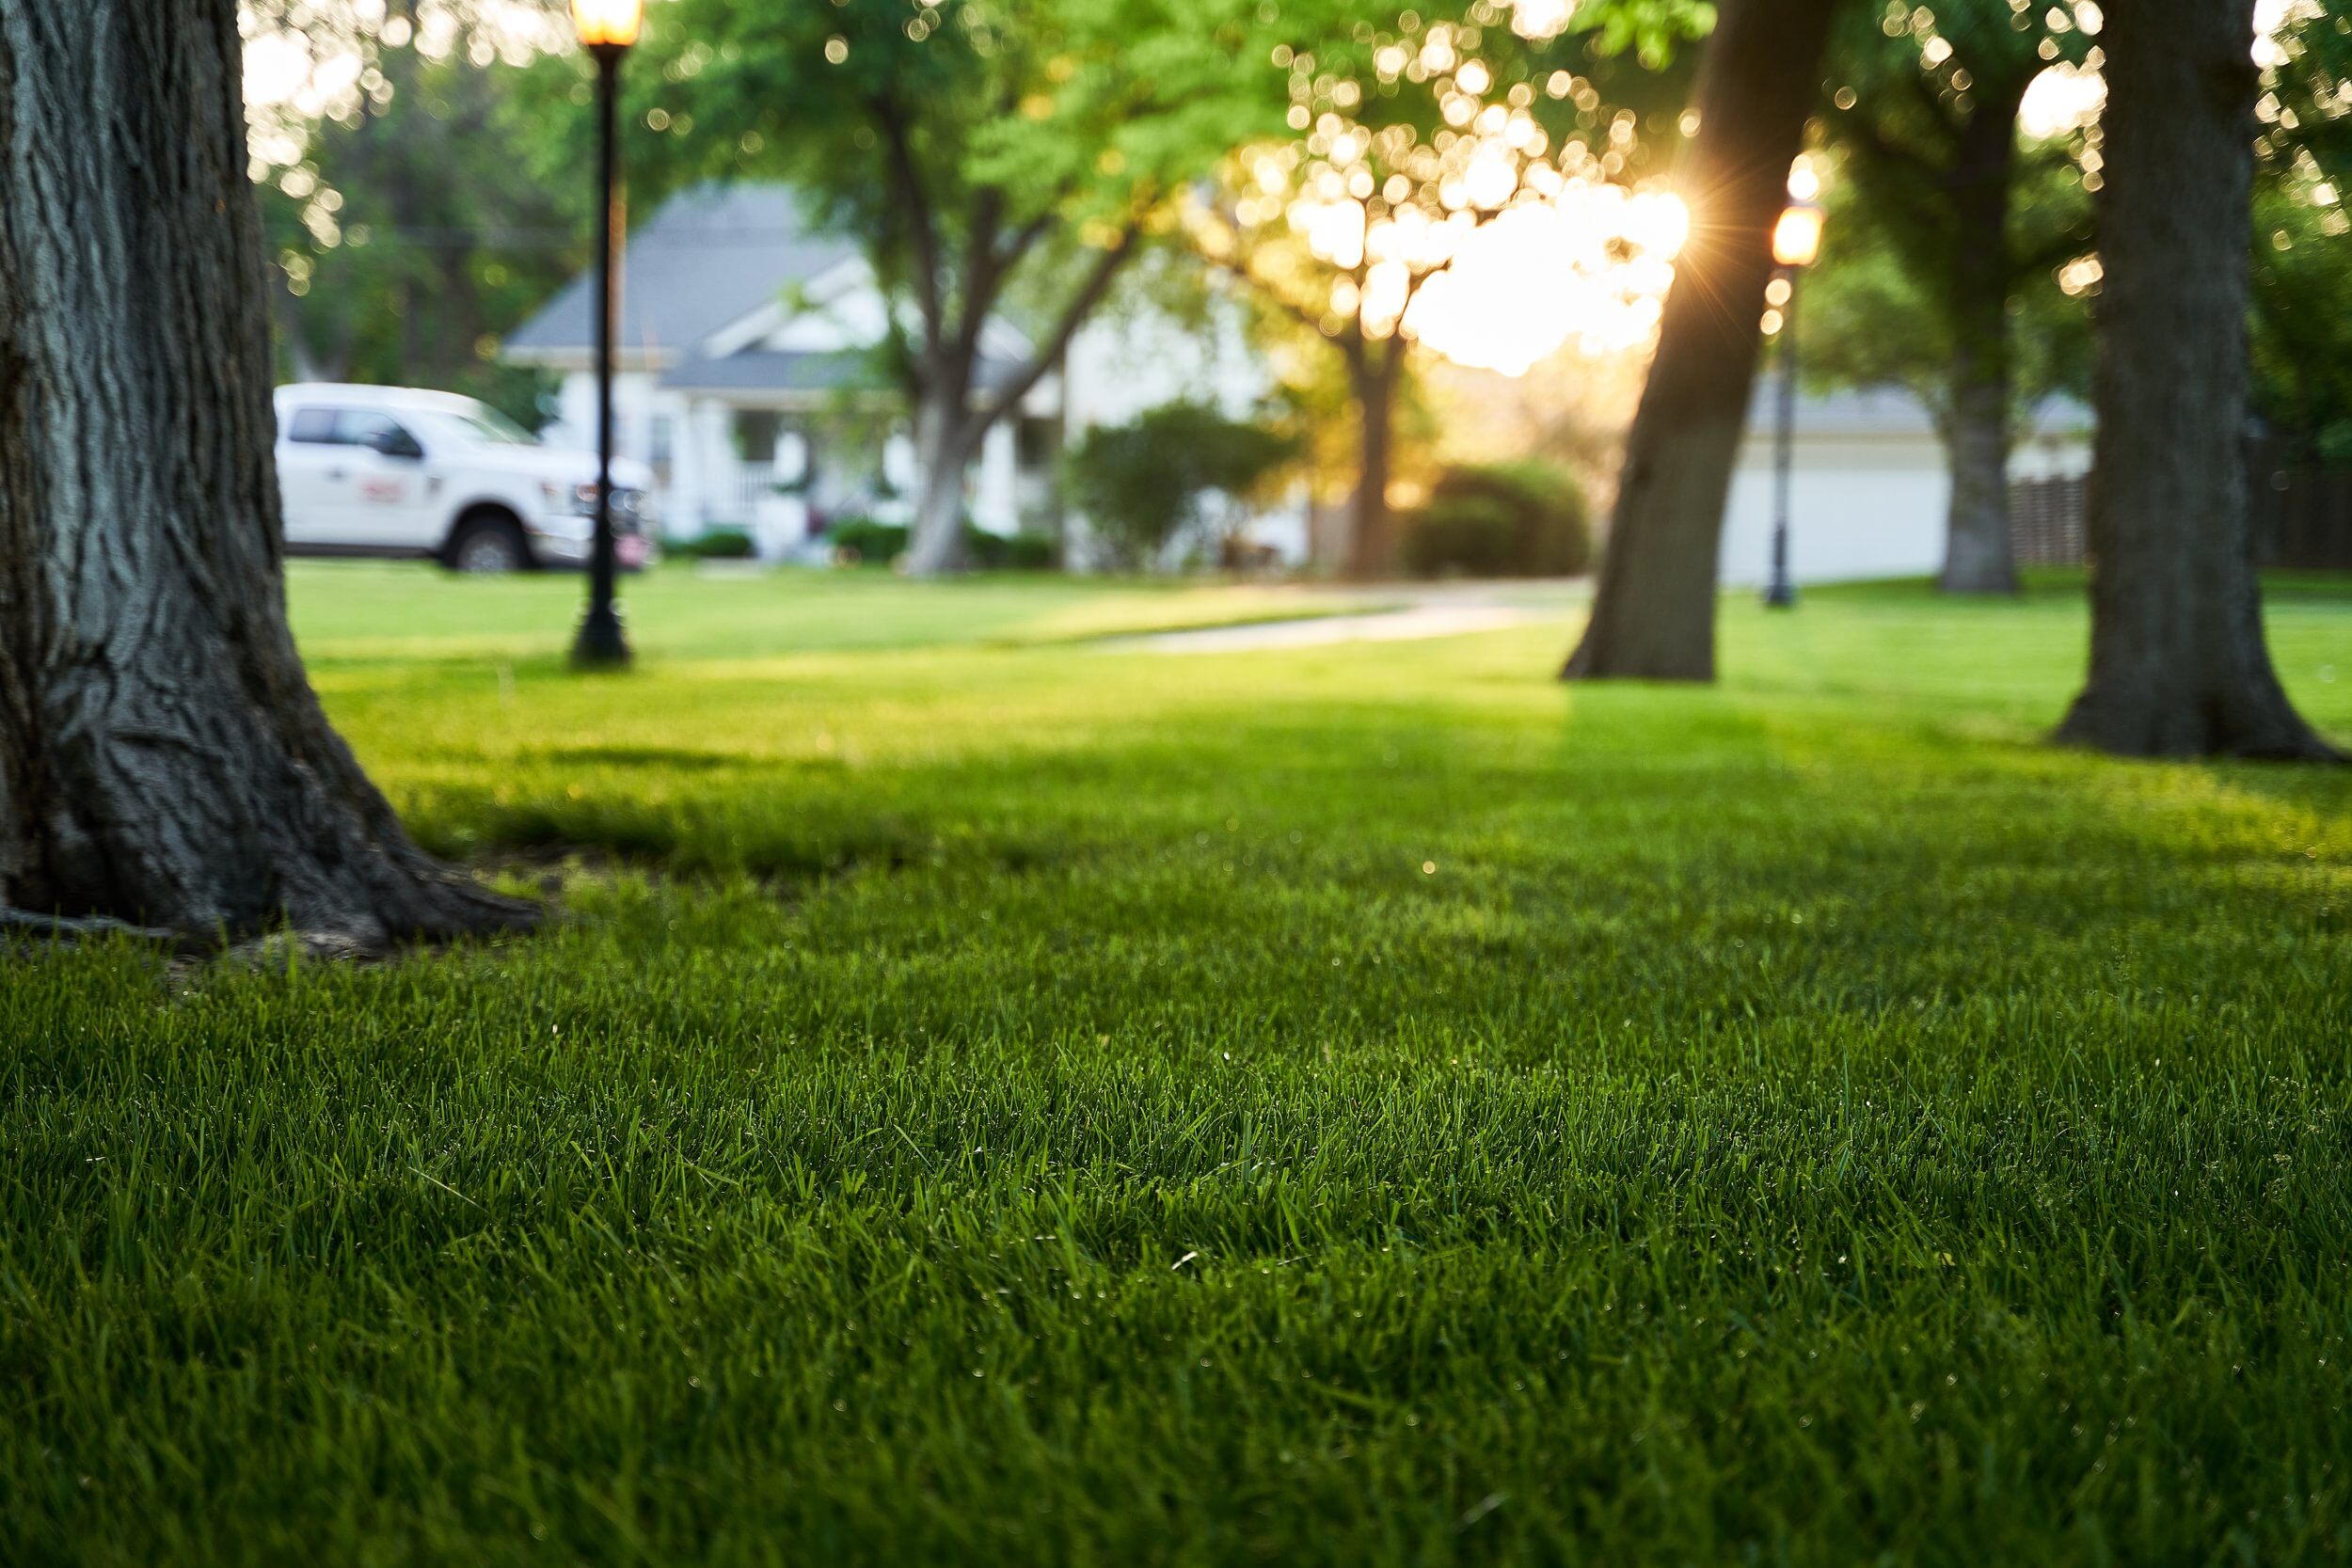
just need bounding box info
[1937,101,2024,595]
[1936,277,2022,594]
[1938,365,2016,593]
[1346,342,1402,580]
[2052,0,2338,759]
[0,1,534,944]
[901,385,973,576]
[1563,0,1842,681]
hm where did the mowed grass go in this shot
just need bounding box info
[6,562,2352,1565]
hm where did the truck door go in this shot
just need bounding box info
[332,410,437,549]
[277,404,349,548]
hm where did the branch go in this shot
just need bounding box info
[1846,112,1949,193]
[972,226,1142,432]
[995,206,1064,278]
[867,92,944,356]
[951,186,1008,372]
[1905,69,1965,148]
[2010,222,2096,282]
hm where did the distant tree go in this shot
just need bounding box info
[2251,187,2352,465]
[1063,402,1298,569]
[625,0,1265,576]
[1799,216,2091,433]
[2052,0,2336,759]
[0,1,530,943]
[1193,4,1695,578]
[254,36,580,427]
[2252,3,2352,462]
[1565,0,1846,681]
[1814,0,2093,594]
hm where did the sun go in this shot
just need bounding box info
[1406,183,1687,377]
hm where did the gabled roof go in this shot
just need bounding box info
[506,183,860,363]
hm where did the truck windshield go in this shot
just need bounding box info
[431,404,539,446]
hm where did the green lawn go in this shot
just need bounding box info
[7,562,2351,1565]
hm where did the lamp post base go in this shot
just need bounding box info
[570,604,632,669]
[1762,579,1798,610]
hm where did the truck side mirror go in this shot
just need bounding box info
[368,427,425,462]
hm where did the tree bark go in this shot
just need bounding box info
[0,1,534,943]
[1345,340,1403,580]
[1938,361,2016,594]
[2052,0,2338,759]
[901,387,974,574]
[1564,0,1844,680]
[1936,100,2024,595]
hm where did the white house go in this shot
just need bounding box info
[505,184,1050,553]
[505,183,1311,563]
[1717,385,2093,587]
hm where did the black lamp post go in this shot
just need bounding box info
[1763,192,1824,610]
[569,0,644,668]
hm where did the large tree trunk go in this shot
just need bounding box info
[2051,0,2337,759]
[1939,358,2017,594]
[901,386,973,576]
[1937,101,2024,596]
[1345,342,1403,580]
[0,1,533,944]
[1563,0,1844,680]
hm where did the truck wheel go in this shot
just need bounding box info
[446,512,530,575]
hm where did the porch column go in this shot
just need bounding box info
[692,400,736,531]
[977,420,1019,535]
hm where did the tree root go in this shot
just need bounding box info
[0,907,208,953]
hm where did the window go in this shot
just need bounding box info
[336,410,407,447]
[733,410,781,466]
[284,407,421,452]
[441,405,536,445]
[1016,416,1060,472]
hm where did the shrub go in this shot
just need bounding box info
[827,517,910,566]
[1064,402,1298,569]
[1403,460,1591,578]
[667,527,757,561]
[1001,531,1061,572]
[1402,495,1520,578]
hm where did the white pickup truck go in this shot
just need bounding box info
[273,384,656,574]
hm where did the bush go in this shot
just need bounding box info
[826,517,909,566]
[666,527,757,561]
[1402,496,1520,578]
[1403,460,1591,578]
[1064,402,1298,569]
[1000,531,1061,572]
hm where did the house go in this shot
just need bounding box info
[504,184,1061,552]
[1716,385,2093,586]
[505,183,1311,563]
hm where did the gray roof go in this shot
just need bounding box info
[1744,383,2094,439]
[660,348,1031,399]
[507,184,859,359]
[660,350,884,395]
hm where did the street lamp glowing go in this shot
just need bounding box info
[567,0,643,668]
[1772,199,1825,270]
[1762,190,1822,610]
[572,0,645,50]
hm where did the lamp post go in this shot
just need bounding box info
[1763,192,1824,610]
[569,0,644,669]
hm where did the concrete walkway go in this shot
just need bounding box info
[1096,581,1583,655]
[1112,601,1550,654]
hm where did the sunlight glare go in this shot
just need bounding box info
[1406,183,1686,376]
